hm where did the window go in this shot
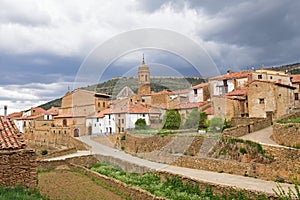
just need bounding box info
[103,102,105,107]
[98,102,100,107]
[295,93,299,101]
[259,98,265,104]
[223,80,228,86]
[142,99,145,103]
[121,128,124,132]
[270,76,273,80]
[258,75,262,79]
[143,114,145,117]
[109,114,111,119]
[122,119,124,124]
[194,89,198,96]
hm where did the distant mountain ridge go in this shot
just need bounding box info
[266,62,300,74]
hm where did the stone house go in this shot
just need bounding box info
[0,115,37,188]
[251,69,291,85]
[209,70,250,96]
[247,80,295,120]
[86,109,116,135]
[189,82,210,103]
[54,89,110,136]
[292,74,300,110]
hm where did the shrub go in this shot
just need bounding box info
[239,147,247,155]
[135,118,147,129]
[209,117,224,132]
[41,150,48,155]
[162,110,181,130]
[184,109,208,130]
[120,135,126,140]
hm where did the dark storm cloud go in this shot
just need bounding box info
[0,53,81,85]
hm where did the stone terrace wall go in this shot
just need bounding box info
[0,149,37,188]
[273,123,300,147]
[223,117,271,137]
[278,111,300,121]
[172,143,300,183]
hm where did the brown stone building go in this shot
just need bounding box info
[292,74,300,110]
[247,80,295,120]
[138,56,151,96]
[55,89,110,136]
[0,115,37,188]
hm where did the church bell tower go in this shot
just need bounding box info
[138,55,150,95]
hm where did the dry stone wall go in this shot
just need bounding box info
[0,149,37,188]
[273,123,300,147]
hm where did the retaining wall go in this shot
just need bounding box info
[0,149,37,188]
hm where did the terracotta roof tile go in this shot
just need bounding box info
[210,71,250,80]
[174,101,209,110]
[226,89,247,96]
[192,82,209,89]
[292,75,300,83]
[0,116,26,150]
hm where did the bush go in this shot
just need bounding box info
[239,147,247,155]
[163,110,181,130]
[209,117,224,132]
[41,150,48,155]
[120,135,126,140]
[135,118,147,129]
[184,109,208,130]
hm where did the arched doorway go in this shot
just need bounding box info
[74,128,79,137]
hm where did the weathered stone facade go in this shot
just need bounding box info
[0,149,37,188]
[273,123,300,147]
[247,80,294,120]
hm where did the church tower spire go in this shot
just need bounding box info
[138,54,150,95]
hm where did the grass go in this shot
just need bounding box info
[128,128,159,135]
[0,185,48,200]
[277,117,300,124]
[90,162,268,200]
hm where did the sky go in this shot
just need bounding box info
[1,0,300,113]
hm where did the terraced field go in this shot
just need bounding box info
[38,170,127,200]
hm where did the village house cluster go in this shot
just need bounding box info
[7,58,300,141]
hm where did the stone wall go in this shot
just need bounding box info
[273,123,300,147]
[278,111,300,121]
[172,143,300,183]
[223,117,271,137]
[0,149,37,188]
[39,148,77,159]
[24,127,89,150]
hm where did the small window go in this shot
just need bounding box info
[143,114,145,117]
[98,102,100,107]
[122,119,124,124]
[270,76,273,79]
[258,75,262,79]
[259,98,265,104]
[295,93,299,101]
[223,80,228,86]
[103,102,105,107]
[194,89,198,96]
[142,99,145,102]
[121,128,124,132]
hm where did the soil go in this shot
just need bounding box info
[38,170,127,200]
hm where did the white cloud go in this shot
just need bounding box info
[0,82,72,113]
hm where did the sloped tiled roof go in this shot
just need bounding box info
[192,82,209,89]
[33,107,49,115]
[248,80,295,89]
[226,89,247,96]
[292,75,300,83]
[209,71,250,80]
[174,101,209,110]
[0,116,25,150]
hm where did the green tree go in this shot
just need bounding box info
[184,109,208,130]
[209,117,224,132]
[163,110,181,130]
[135,118,147,129]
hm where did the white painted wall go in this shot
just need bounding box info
[125,113,150,129]
[189,88,204,102]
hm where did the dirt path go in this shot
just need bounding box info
[38,170,126,200]
[240,126,281,146]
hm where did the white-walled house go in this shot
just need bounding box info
[189,83,209,102]
[209,71,249,96]
[86,109,116,135]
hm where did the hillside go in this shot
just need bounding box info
[82,76,206,97]
[266,62,300,74]
[38,98,62,110]
[38,76,205,109]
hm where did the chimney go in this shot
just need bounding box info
[4,105,7,122]
[227,70,233,74]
